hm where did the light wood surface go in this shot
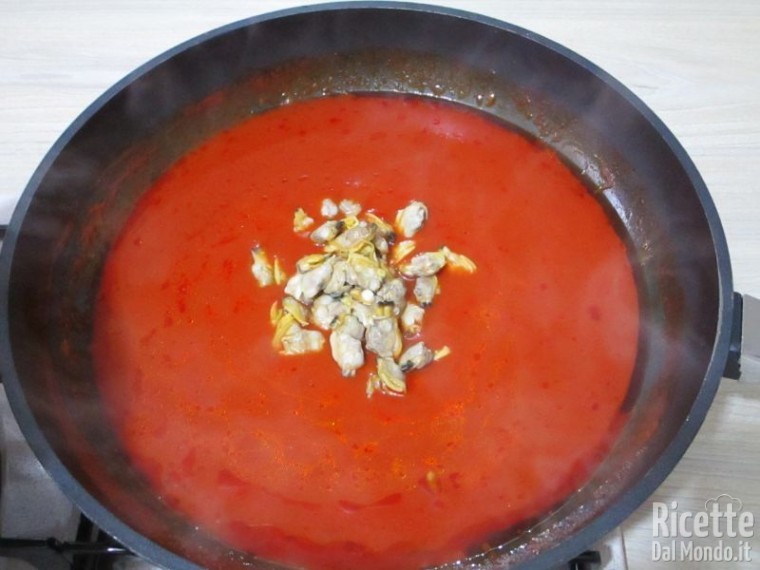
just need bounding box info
[1,1,758,568]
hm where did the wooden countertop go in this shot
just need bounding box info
[1,1,758,568]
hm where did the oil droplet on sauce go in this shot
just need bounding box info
[94,95,639,570]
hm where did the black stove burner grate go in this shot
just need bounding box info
[0,515,127,570]
[1,518,603,570]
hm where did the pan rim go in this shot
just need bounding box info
[0,2,733,569]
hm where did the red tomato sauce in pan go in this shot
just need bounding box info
[93,95,639,569]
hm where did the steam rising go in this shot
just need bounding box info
[9,8,724,570]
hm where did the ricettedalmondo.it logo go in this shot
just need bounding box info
[651,495,754,563]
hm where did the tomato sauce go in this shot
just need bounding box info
[93,95,639,569]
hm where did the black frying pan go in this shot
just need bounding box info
[0,3,736,568]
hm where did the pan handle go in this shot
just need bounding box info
[723,293,760,381]
[0,224,5,382]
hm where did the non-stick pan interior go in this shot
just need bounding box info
[1,5,729,569]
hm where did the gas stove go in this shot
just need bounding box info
[2,3,759,570]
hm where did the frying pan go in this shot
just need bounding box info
[0,2,742,568]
